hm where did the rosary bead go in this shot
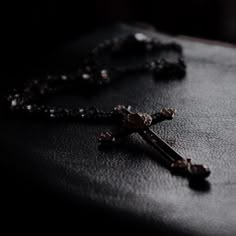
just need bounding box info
[134,33,151,42]
[26,105,32,110]
[148,58,186,79]
[98,131,117,144]
[11,99,17,107]
[100,69,108,78]
[99,69,110,84]
[61,75,68,81]
[82,73,91,80]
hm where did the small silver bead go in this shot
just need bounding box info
[101,70,108,78]
[11,99,17,107]
[150,61,156,69]
[82,74,90,80]
[26,105,32,110]
[127,105,132,111]
[134,33,150,42]
[61,75,67,80]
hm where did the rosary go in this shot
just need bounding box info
[5,33,210,180]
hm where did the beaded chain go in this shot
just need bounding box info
[4,33,186,123]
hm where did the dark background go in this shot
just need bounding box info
[5,2,236,45]
[4,1,236,83]
[4,1,236,67]
[5,1,236,50]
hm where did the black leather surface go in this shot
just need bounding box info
[1,24,236,235]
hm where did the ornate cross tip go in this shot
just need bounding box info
[124,113,152,130]
[98,131,116,144]
[171,159,211,179]
[113,105,129,113]
[160,107,176,120]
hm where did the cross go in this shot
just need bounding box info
[98,105,210,180]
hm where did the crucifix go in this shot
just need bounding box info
[98,105,210,180]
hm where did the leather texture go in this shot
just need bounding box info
[1,24,236,235]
